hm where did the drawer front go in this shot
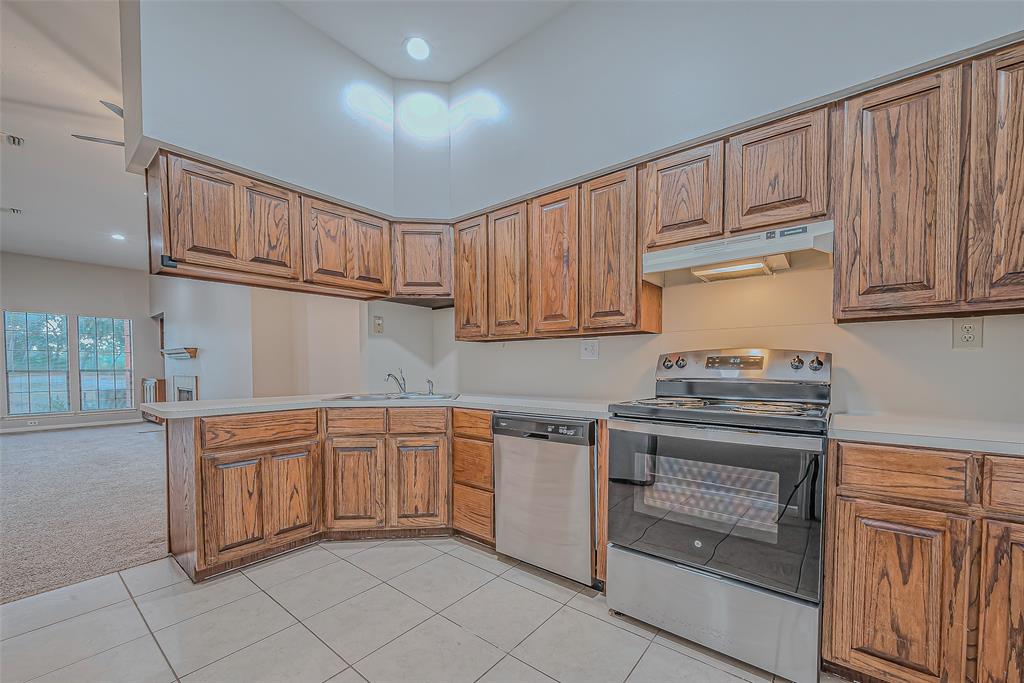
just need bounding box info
[453,437,493,490]
[453,408,492,441]
[201,410,318,451]
[388,407,448,434]
[453,483,494,542]
[984,456,1024,515]
[326,408,386,435]
[837,441,974,506]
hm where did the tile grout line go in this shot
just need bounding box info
[620,637,655,683]
[138,575,263,634]
[20,633,160,683]
[117,572,182,683]
[0,593,130,642]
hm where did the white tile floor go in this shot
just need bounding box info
[0,537,850,683]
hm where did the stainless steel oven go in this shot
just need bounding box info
[605,348,831,683]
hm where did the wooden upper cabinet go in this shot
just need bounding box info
[725,108,828,232]
[640,142,724,249]
[266,443,320,544]
[829,497,970,683]
[581,169,638,329]
[487,203,530,338]
[167,155,301,279]
[836,67,964,317]
[454,216,489,339]
[967,44,1024,306]
[324,437,386,531]
[530,188,579,333]
[392,223,452,297]
[387,435,449,528]
[978,520,1024,683]
[301,197,391,294]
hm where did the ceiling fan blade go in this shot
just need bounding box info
[71,133,125,147]
[100,100,124,119]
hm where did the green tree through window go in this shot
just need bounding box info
[78,316,134,411]
[4,311,71,414]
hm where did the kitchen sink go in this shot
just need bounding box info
[322,392,459,401]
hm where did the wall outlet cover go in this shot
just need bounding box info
[580,338,599,360]
[952,317,983,349]
[371,315,384,336]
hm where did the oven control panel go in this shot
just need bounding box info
[655,348,832,383]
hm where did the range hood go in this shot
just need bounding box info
[643,220,834,274]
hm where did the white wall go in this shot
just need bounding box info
[363,301,437,393]
[0,253,162,429]
[393,80,451,218]
[448,1,1024,215]
[136,0,396,213]
[148,276,254,401]
[290,294,364,396]
[433,266,1024,422]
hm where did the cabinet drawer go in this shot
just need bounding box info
[984,456,1024,515]
[836,442,975,506]
[453,437,493,490]
[326,408,386,435]
[201,410,318,451]
[453,483,494,542]
[388,407,447,434]
[453,408,492,441]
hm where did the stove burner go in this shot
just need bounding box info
[728,401,818,416]
[633,398,707,409]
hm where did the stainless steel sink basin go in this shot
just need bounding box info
[322,392,459,402]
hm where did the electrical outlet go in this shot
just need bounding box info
[952,317,983,349]
[371,315,384,336]
[580,338,599,360]
[26,420,39,426]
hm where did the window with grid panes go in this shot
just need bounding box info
[78,316,134,411]
[3,311,71,414]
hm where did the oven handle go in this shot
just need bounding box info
[607,418,825,452]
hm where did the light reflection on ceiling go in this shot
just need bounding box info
[341,83,504,142]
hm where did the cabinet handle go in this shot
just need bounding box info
[215,459,258,470]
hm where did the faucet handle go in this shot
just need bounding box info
[426,378,434,395]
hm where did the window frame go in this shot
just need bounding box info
[76,315,136,413]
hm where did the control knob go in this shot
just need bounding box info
[790,355,804,370]
[662,357,674,369]
[675,357,687,368]
[809,356,824,372]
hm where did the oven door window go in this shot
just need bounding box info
[608,426,822,602]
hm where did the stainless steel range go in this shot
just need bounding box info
[605,348,831,683]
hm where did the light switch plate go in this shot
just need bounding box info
[580,338,599,360]
[952,317,983,349]
[372,315,384,336]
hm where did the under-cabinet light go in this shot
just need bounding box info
[691,254,790,282]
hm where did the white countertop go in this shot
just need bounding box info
[829,413,1023,457]
[141,393,614,421]
[142,395,1023,456]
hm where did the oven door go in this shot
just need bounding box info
[607,419,826,602]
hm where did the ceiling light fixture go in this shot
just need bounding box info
[111,233,126,241]
[404,36,430,61]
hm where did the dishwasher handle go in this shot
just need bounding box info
[492,412,595,446]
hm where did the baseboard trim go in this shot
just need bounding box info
[0,418,146,434]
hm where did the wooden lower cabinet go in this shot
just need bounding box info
[201,440,320,567]
[452,408,495,545]
[977,520,1024,683]
[387,436,449,528]
[828,497,971,683]
[324,437,386,530]
[452,484,493,542]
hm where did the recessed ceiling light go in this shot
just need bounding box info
[404,36,430,61]
[111,233,126,241]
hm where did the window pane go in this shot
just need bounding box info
[78,316,134,411]
[4,311,70,415]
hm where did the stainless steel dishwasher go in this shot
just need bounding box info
[493,412,596,586]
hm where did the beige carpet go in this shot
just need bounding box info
[0,422,167,603]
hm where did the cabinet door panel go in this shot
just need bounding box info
[454,216,489,339]
[348,213,391,293]
[168,156,241,268]
[582,169,637,329]
[238,179,300,279]
[301,198,390,293]
[725,108,828,232]
[268,445,319,542]
[488,203,529,338]
[202,451,267,565]
[837,68,963,315]
[452,483,494,543]
[641,142,724,249]
[968,44,1024,305]
[530,188,579,333]
[978,520,1024,683]
[393,223,452,296]
[830,498,970,683]
[325,438,386,530]
[387,436,449,528]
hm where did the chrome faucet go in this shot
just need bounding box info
[385,369,407,393]
[426,378,434,395]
